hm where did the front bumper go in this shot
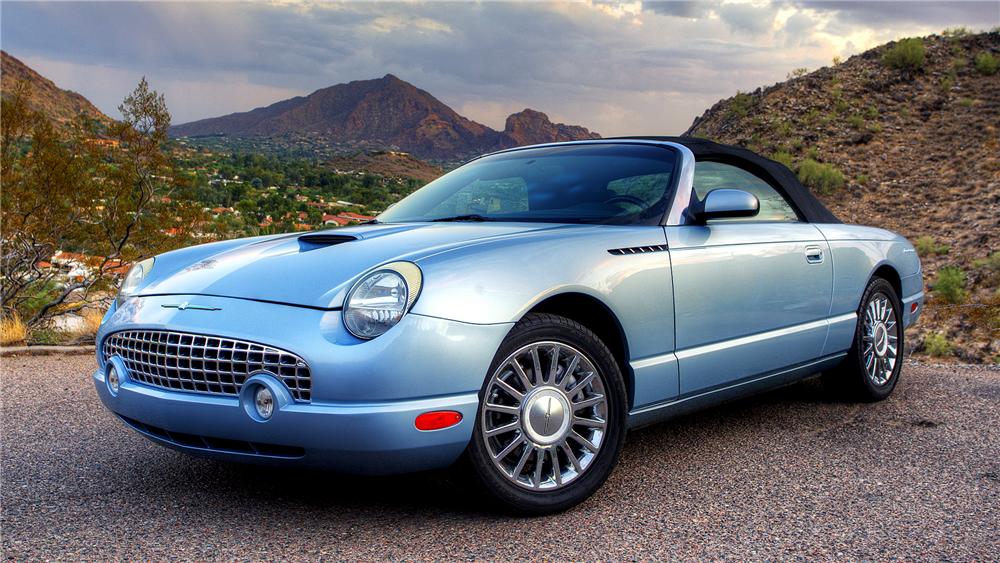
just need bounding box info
[94,294,513,473]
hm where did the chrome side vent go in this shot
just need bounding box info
[608,245,668,255]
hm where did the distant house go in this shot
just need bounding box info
[322,214,351,226]
[259,216,274,228]
[87,138,120,149]
[49,251,130,280]
[295,223,313,231]
[338,211,376,222]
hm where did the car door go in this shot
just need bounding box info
[666,160,833,395]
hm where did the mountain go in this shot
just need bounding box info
[685,31,999,362]
[170,74,598,158]
[1,51,111,128]
[499,108,600,148]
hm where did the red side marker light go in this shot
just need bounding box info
[911,302,919,314]
[415,411,463,431]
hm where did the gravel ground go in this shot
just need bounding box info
[2,354,998,560]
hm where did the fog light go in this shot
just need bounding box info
[254,386,274,419]
[107,364,120,394]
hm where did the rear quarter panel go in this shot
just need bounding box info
[815,223,923,354]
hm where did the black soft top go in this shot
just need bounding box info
[609,136,841,224]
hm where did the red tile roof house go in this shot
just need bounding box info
[338,211,376,222]
[322,214,351,226]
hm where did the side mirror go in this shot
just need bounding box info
[695,189,759,222]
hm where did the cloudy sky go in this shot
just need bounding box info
[2,1,997,135]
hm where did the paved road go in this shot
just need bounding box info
[2,355,998,560]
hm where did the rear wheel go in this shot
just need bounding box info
[825,277,904,401]
[466,313,627,515]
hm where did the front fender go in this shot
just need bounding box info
[411,225,674,365]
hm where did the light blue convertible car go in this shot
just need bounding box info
[94,137,923,513]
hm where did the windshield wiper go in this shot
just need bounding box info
[431,214,493,222]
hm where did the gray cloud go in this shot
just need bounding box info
[718,2,778,35]
[797,1,999,28]
[2,1,997,137]
[643,1,717,19]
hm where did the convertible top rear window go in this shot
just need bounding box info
[378,144,677,225]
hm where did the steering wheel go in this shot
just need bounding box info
[604,194,646,208]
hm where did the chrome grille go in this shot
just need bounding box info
[102,330,311,402]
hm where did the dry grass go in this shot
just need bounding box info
[1,312,28,346]
[74,309,105,341]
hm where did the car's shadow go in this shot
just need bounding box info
[125,376,848,518]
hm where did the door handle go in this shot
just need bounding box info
[805,246,824,264]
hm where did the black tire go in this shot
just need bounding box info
[823,277,904,401]
[466,313,628,515]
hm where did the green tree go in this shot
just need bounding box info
[1,78,201,328]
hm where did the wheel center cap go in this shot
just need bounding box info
[874,323,889,357]
[522,387,571,445]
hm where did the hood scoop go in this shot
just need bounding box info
[298,233,357,251]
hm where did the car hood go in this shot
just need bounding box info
[139,222,572,309]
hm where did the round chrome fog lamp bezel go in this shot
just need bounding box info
[240,372,292,423]
[105,355,128,396]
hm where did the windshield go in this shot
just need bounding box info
[377,143,677,225]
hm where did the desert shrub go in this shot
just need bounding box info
[0,312,27,346]
[847,114,864,129]
[933,266,967,304]
[728,92,753,118]
[914,235,950,256]
[883,38,926,71]
[974,251,1000,285]
[771,151,794,169]
[942,27,969,38]
[974,52,999,75]
[855,174,870,186]
[939,72,955,93]
[958,97,976,108]
[797,159,845,194]
[787,67,809,79]
[27,327,73,345]
[922,333,953,357]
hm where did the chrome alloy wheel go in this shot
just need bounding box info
[862,292,899,386]
[480,341,608,490]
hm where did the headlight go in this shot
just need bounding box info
[344,261,422,339]
[116,257,154,307]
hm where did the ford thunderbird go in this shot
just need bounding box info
[94,137,923,513]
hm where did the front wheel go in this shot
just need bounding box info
[466,313,627,515]
[825,277,904,401]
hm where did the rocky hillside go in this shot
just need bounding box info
[686,31,999,363]
[1,51,111,128]
[170,74,599,159]
[327,150,443,183]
